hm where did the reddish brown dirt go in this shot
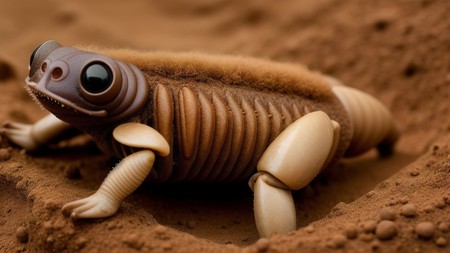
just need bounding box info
[0,0,449,252]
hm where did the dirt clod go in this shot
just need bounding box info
[154,225,170,240]
[366,191,375,198]
[344,224,358,239]
[415,222,435,239]
[379,207,396,221]
[375,220,398,240]
[400,204,417,217]
[399,196,409,204]
[435,237,447,247]
[123,233,144,250]
[0,0,449,252]
[304,225,315,233]
[15,226,28,243]
[409,170,420,176]
[362,221,377,233]
[328,234,346,248]
[255,238,270,252]
[438,222,449,232]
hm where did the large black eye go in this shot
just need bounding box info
[81,62,113,93]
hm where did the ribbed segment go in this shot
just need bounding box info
[100,150,154,202]
[332,86,397,157]
[152,85,310,182]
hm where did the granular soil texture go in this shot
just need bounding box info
[0,0,449,252]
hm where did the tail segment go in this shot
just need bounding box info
[326,77,399,157]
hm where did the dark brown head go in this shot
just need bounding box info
[27,41,148,127]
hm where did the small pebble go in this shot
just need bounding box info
[15,227,28,243]
[435,199,446,209]
[410,170,420,176]
[423,205,434,213]
[304,225,315,233]
[375,220,398,240]
[106,222,117,230]
[46,236,54,243]
[330,234,346,248]
[43,200,59,211]
[362,221,377,233]
[438,222,449,232]
[435,237,447,247]
[123,233,143,250]
[344,224,358,239]
[400,203,417,217]
[399,196,409,204]
[255,238,270,252]
[415,222,435,239]
[379,207,396,221]
[366,191,375,198]
[154,225,170,240]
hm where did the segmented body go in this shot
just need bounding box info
[106,73,352,183]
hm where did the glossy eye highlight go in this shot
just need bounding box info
[81,62,113,94]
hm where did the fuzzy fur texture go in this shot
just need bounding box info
[79,46,332,99]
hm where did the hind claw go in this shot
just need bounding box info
[251,111,336,237]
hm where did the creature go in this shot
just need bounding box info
[0,41,399,238]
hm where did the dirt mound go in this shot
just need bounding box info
[0,0,449,252]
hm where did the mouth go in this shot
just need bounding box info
[25,77,107,117]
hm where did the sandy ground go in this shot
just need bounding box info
[0,0,449,252]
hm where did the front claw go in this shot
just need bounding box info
[1,114,72,151]
[62,193,120,220]
[62,150,157,221]
[0,122,40,150]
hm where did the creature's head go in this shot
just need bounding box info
[27,41,148,127]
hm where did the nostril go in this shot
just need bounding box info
[51,67,63,80]
[41,62,47,73]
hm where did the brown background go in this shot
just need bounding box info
[0,0,449,252]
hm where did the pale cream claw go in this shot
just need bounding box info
[252,111,336,237]
[113,123,170,156]
[257,111,334,190]
[0,122,39,150]
[0,114,71,151]
[62,150,156,219]
[62,193,120,219]
[253,174,296,238]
